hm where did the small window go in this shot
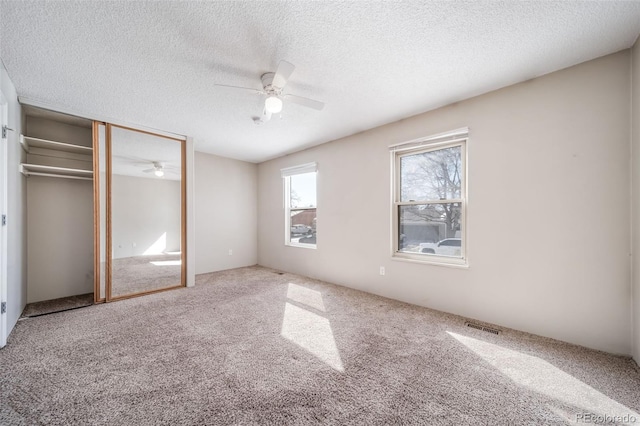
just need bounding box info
[391,130,467,265]
[282,163,317,248]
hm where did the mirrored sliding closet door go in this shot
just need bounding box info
[105,124,186,300]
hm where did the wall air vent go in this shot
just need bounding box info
[465,322,501,335]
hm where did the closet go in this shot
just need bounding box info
[21,107,94,312]
[19,106,186,316]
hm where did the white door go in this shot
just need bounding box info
[0,92,8,347]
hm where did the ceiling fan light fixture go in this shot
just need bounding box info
[265,96,283,114]
[154,170,164,177]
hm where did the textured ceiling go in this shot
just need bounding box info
[1,1,640,163]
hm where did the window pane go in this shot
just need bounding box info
[290,172,317,208]
[400,146,462,202]
[398,203,461,257]
[290,209,316,245]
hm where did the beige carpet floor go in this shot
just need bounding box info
[20,293,94,318]
[1,266,639,425]
[111,253,182,297]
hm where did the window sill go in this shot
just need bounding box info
[285,242,317,250]
[391,252,469,269]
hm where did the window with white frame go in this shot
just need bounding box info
[282,163,317,248]
[391,130,467,265]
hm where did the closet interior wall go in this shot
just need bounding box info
[24,115,94,303]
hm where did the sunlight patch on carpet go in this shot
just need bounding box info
[150,260,182,266]
[281,302,343,371]
[286,283,325,312]
[447,332,638,420]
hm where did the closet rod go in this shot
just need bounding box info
[24,172,93,181]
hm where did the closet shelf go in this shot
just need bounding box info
[20,164,93,181]
[20,135,93,155]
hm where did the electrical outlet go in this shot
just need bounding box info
[228,249,233,256]
[132,242,136,248]
[379,266,385,276]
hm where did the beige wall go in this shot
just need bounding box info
[111,174,181,259]
[26,177,93,302]
[195,152,257,274]
[26,116,92,147]
[258,51,633,355]
[25,117,94,303]
[632,38,640,364]
[1,61,26,335]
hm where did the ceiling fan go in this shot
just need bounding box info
[112,155,180,178]
[215,60,325,124]
[141,161,181,178]
[142,161,167,177]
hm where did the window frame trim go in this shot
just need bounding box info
[281,162,317,177]
[391,136,468,266]
[283,169,318,249]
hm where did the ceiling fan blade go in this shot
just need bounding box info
[272,60,295,89]
[214,84,264,95]
[142,168,155,173]
[285,94,325,111]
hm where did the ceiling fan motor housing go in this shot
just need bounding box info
[261,72,282,95]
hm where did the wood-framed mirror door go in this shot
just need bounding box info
[94,122,186,302]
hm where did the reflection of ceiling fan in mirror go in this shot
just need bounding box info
[215,60,325,125]
[142,162,168,177]
[112,155,180,179]
[139,160,180,178]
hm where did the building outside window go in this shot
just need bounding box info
[282,163,317,248]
